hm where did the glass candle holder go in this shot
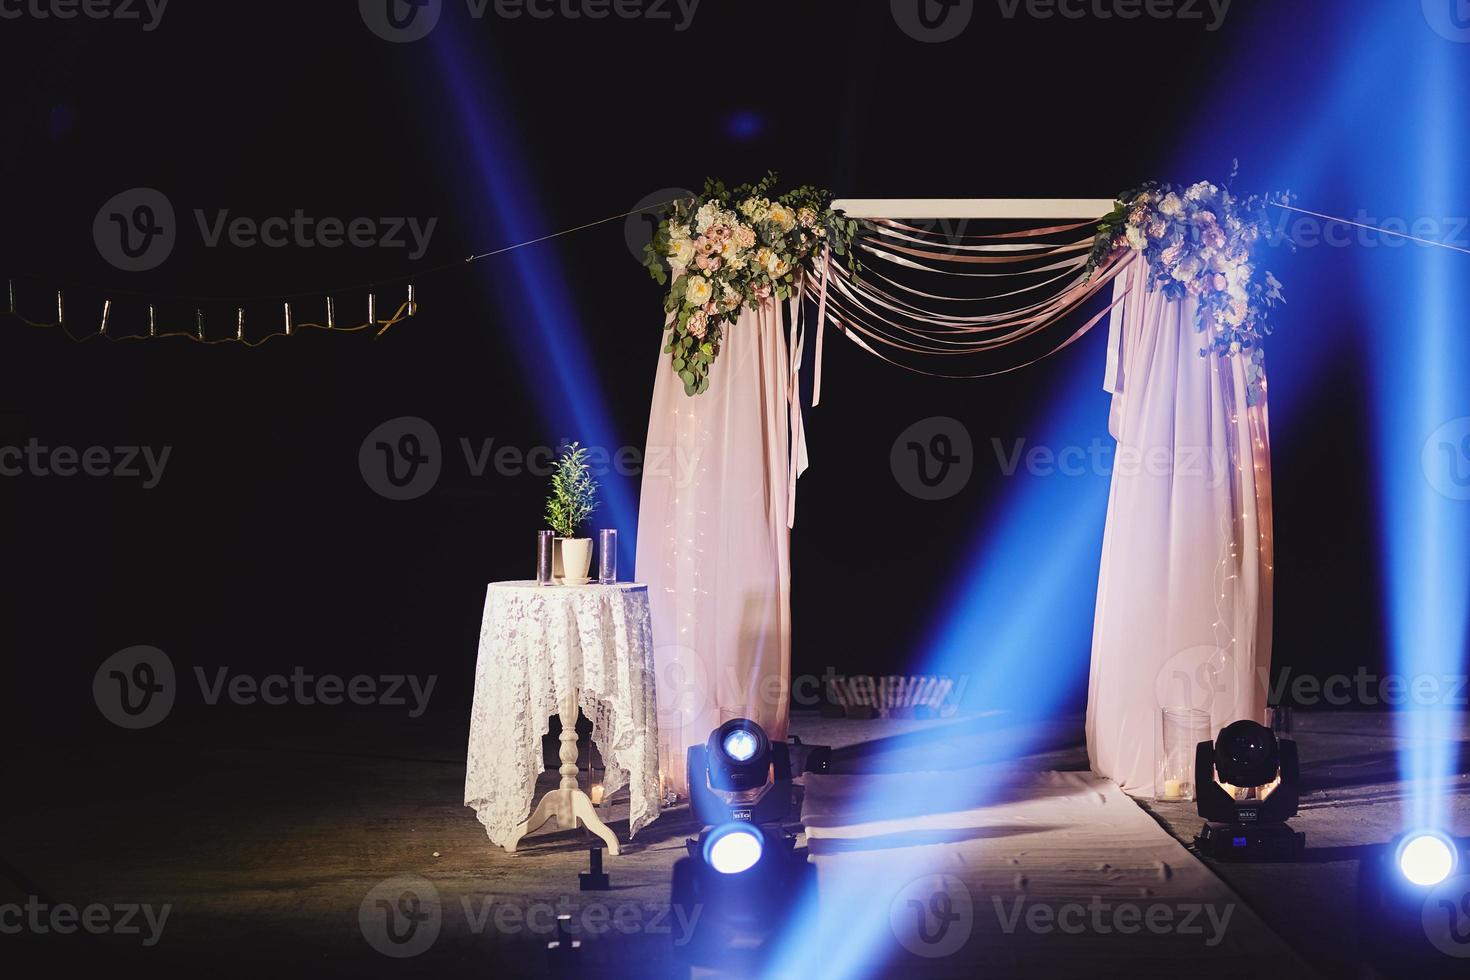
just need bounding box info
[598,529,618,584]
[536,530,555,586]
[1158,706,1211,802]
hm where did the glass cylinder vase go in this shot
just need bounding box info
[598,528,618,584]
[536,530,555,586]
[1158,706,1211,802]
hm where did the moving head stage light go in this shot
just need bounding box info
[1194,720,1304,861]
[671,719,813,968]
[688,718,794,826]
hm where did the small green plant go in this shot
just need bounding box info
[545,442,599,538]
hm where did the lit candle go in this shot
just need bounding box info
[589,783,605,805]
[1162,778,1182,800]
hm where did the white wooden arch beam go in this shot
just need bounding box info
[830,199,1116,220]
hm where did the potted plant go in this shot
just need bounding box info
[545,442,599,585]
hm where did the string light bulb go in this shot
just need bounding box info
[99,299,111,337]
[326,296,335,329]
[236,307,245,342]
[284,301,293,336]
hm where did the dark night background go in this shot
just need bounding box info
[0,2,1405,780]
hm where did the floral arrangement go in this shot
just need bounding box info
[545,442,598,539]
[644,173,858,396]
[1089,172,1290,404]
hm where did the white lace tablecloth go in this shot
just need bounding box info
[464,581,661,847]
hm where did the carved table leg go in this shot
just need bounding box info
[504,687,622,856]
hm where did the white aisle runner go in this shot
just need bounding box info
[793,768,1311,978]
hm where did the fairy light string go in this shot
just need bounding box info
[1,198,676,347]
[3,197,1464,347]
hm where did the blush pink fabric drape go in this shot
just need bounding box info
[635,298,800,798]
[1087,255,1275,797]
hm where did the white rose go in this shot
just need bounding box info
[695,203,719,234]
[1171,256,1204,282]
[1125,225,1148,250]
[669,238,695,270]
[686,275,713,306]
[1159,193,1184,217]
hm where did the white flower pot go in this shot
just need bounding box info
[558,537,593,585]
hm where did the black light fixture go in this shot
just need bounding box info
[687,717,794,826]
[1358,829,1470,977]
[1194,719,1305,860]
[670,718,813,969]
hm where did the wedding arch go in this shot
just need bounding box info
[634,182,1279,798]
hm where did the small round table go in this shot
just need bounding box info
[464,581,661,855]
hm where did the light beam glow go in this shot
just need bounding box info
[1398,831,1457,887]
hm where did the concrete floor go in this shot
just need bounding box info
[2,708,1467,977]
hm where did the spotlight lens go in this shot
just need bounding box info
[705,825,764,875]
[1398,832,1456,887]
[723,729,760,763]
